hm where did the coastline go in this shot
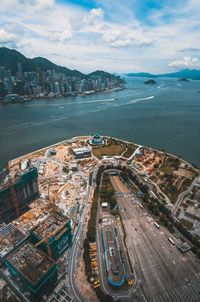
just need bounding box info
[0,85,125,104]
[5,135,198,173]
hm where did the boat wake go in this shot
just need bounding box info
[128,95,155,104]
[71,98,115,105]
[157,83,165,89]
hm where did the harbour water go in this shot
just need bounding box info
[0,76,200,169]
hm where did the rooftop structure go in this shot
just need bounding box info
[48,149,57,156]
[72,147,91,159]
[101,225,126,288]
[177,242,191,253]
[0,223,26,259]
[90,133,104,145]
[4,241,57,297]
[30,213,72,260]
[102,202,108,208]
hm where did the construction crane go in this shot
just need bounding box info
[34,227,59,258]
[6,162,20,216]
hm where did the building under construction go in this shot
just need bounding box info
[4,241,57,300]
[0,223,26,260]
[0,167,39,223]
[30,213,73,260]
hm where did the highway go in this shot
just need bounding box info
[111,175,200,302]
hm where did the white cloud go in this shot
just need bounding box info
[52,30,72,42]
[0,0,200,73]
[168,56,200,69]
[0,0,55,11]
[102,27,154,48]
[0,29,18,44]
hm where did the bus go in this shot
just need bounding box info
[168,237,175,245]
[154,222,160,229]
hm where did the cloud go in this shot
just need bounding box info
[178,48,200,53]
[102,27,154,48]
[0,0,200,73]
[0,29,18,44]
[168,56,200,69]
[52,30,72,42]
[0,0,55,11]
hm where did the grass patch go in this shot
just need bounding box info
[92,144,126,158]
[160,165,174,174]
[123,144,137,158]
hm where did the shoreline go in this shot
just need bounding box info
[5,135,199,173]
[0,86,126,104]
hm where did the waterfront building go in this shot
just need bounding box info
[72,146,91,159]
[91,133,103,145]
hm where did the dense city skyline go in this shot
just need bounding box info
[0,0,200,73]
[0,48,124,98]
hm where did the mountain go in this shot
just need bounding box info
[0,47,115,79]
[126,69,200,80]
[0,47,36,74]
[126,72,157,78]
[32,57,84,78]
[89,70,116,78]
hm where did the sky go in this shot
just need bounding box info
[0,0,200,73]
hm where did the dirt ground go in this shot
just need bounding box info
[76,256,99,302]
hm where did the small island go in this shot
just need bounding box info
[144,79,157,85]
[178,78,189,82]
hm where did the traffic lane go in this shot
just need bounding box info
[111,176,198,298]
[112,189,200,299]
[126,203,200,302]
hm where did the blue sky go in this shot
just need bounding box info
[0,0,200,73]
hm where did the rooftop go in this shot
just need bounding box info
[6,241,55,285]
[0,166,37,191]
[72,147,91,154]
[103,225,125,285]
[32,213,68,239]
[0,223,26,258]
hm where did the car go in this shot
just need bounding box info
[135,228,137,231]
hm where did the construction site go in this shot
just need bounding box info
[0,135,98,301]
[0,134,198,301]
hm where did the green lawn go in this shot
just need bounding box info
[160,165,174,174]
[92,144,126,158]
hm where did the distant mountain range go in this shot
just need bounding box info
[0,47,118,79]
[125,69,200,80]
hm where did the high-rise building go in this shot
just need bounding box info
[4,241,57,300]
[30,213,73,260]
[0,167,39,223]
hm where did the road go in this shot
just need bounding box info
[111,175,200,302]
[66,181,91,302]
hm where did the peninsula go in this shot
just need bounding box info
[0,134,200,302]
